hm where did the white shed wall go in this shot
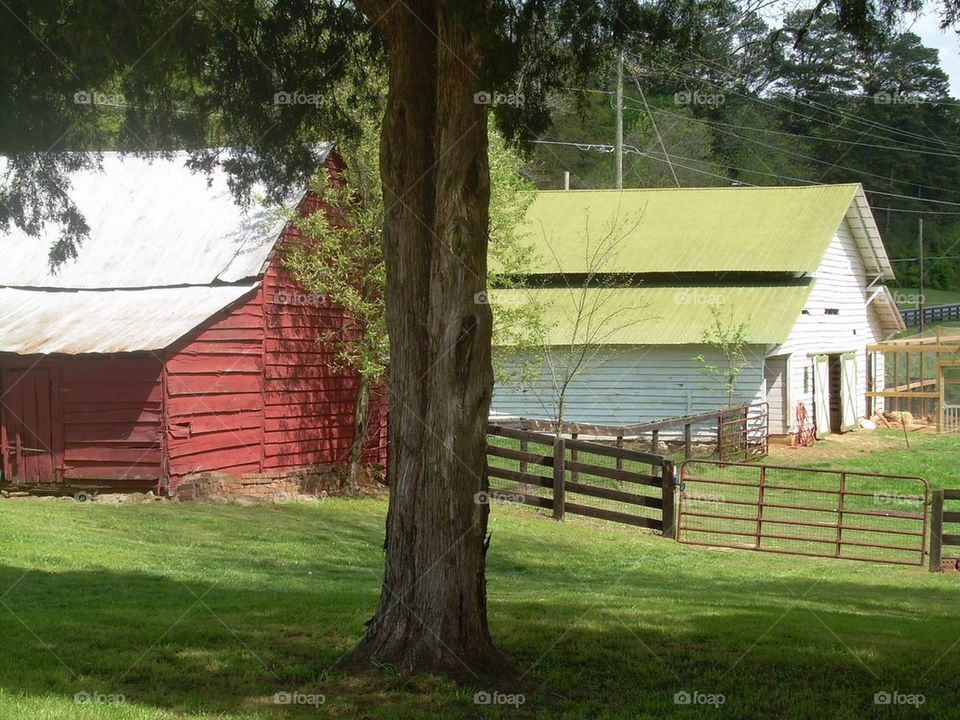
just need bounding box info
[770,220,888,432]
[491,344,765,426]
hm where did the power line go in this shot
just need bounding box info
[644,54,960,155]
[635,102,960,204]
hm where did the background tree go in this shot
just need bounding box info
[694,305,751,405]
[519,208,648,433]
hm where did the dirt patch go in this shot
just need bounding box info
[767,430,913,462]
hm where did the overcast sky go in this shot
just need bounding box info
[910,7,960,97]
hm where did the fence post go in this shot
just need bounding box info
[930,489,944,572]
[651,429,659,455]
[661,460,676,539]
[616,435,623,471]
[552,437,566,521]
[569,432,578,485]
[684,423,692,460]
[716,413,723,460]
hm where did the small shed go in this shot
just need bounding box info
[0,149,385,493]
[491,184,905,436]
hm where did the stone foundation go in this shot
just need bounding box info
[173,467,343,504]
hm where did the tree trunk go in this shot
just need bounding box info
[351,0,500,676]
[345,373,371,493]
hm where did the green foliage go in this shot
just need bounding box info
[285,112,387,388]
[694,305,750,404]
[286,119,544,387]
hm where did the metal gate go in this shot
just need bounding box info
[718,403,768,461]
[678,460,928,566]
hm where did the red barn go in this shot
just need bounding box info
[0,147,386,494]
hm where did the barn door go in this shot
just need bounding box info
[812,355,831,436]
[1,369,63,484]
[840,353,858,432]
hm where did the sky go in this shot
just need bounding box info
[910,7,960,98]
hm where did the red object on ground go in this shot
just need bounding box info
[794,402,816,448]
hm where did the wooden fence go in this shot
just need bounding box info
[486,424,676,537]
[929,489,960,571]
[901,303,960,327]
[491,402,769,462]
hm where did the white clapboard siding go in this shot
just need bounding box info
[770,219,888,432]
[492,344,765,427]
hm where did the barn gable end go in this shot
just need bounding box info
[1,147,387,493]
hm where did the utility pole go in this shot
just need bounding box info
[615,51,623,190]
[919,217,925,336]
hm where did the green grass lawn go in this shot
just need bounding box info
[1,455,959,720]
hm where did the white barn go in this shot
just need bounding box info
[491,184,905,435]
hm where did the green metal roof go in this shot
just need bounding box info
[491,283,813,346]
[514,184,861,275]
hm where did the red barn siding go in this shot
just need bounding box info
[62,356,163,482]
[0,354,164,485]
[260,231,387,472]
[164,288,265,487]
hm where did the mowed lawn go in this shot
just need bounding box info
[1,432,959,719]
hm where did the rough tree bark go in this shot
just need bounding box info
[345,374,371,493]
[350,0,500,676]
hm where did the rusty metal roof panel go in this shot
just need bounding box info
[0,148,330,289]
[0,285,257,354]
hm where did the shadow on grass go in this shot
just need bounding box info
[1,556,959,719]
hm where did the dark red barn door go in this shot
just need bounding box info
[1,369,63,484]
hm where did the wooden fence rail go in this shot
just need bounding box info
[929,489,960,571]
[491,402,769,462]
[901,303,960,327]
[486,424,676,537]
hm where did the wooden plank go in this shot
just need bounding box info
[564,502,663,530]
[486,444,553,467]
[487,424,555,445]
[563,480,662,508]
[942,511,960,524]
[486,465,553,488]
[64,446,161,463]
[166,354,261,374]
[662,461,676,539]
[166,374,261,396]
[553,438,565,521]
[565,436,663,465]
[942,534,960,546]
[943,489,960,500]
[565,459,659,486]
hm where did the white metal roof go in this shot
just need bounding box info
[0,285,257,355]
[0,147,330,289]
